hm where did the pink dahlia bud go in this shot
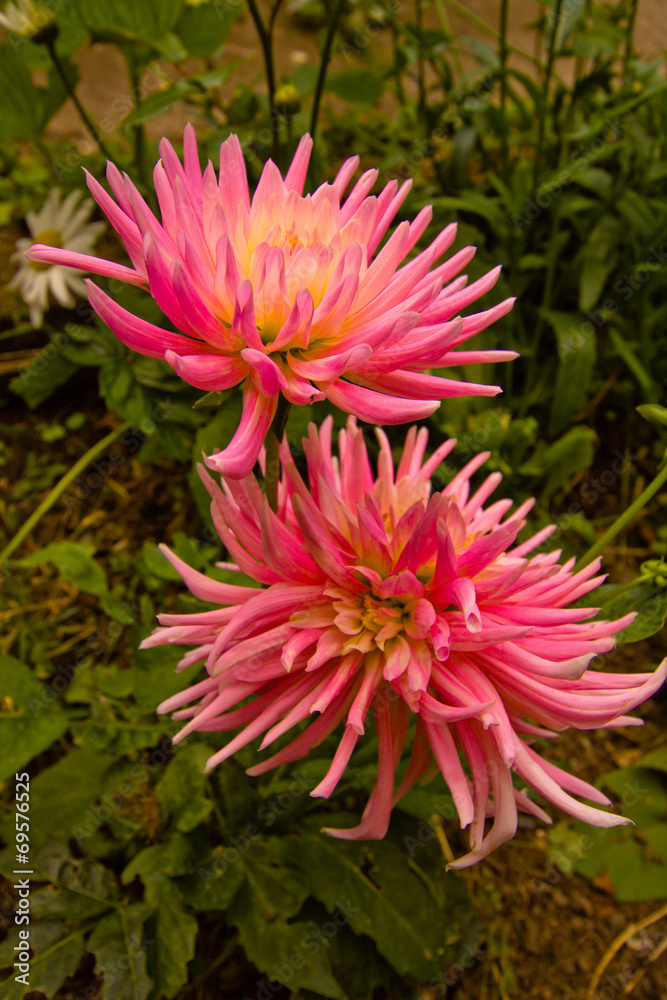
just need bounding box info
[25,124,516,478]
[142,417,667,867]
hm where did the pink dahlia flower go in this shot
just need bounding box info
[143,418,666,867]
[25,125,516,478]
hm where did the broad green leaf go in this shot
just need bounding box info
[140,542,182,582]
[173,1,240,57]
[18,542,133,624]
[0,42,39,140]
[99,359,153,427]
[65,0,184,40]
[0,922,85,1000]
[74,720,170,755]
[144,874,197,999]
[121,79,195,127]
[294,833,449,981]
[124,637,189,714]
[608,328,655,398]
[88,905,153,1000]
[19,541,106,596]
[122,834,200,885]
[601,767,667,829]
[232,909,346,999]
[602,839,667,902]
[519,426,596,500]
[177,847,245,911]
[637,749,667,775]
[0,749,116,849]
[10,348,79,408]
[597,584,667,644]
[541,310,596,436]
[31,842,119,922]
[326,70,384,106]
[0,654,68,783]
[155,744,213,832]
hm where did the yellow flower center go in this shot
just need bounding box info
[28,229,62,271]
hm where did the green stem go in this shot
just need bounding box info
[415,0,427,123]
[0,421,131,563]
[433,0,463,75]
[264,396,292,513]
[309,0,346,145]
[533,0,564,190]
[498,0,510,184]
[577,453,667,570]
[624,0,638,75]
[45,39,112,160]
[246,0,285,162]
[440,0,540,66]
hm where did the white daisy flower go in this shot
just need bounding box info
[10,187,106,328]
[0,0,53,37]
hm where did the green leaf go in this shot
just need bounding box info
[326,70,384,106]
[231,908,346,999]
[608,327,655,399]
[88,905,153,1000]
[143,874,197,999]
[173,0,240,57]
[140,542,182,582]
[601,767,667,828]
[520,426,596,500]
[122,834,200,885]
[10,348,79,409]
[637,749,667,775]
[0,750,116,849]
[19,541,106,596]
[541,310,596,436]
[0,654,68,783]
[99,359,153,427]
[603,839,667,902]
[293,833,448,981]
[30,842,119,922]
[0,922,85,1000]
[598,584,667,644]
[0,42,39,140]
[121,78,195,127]
[66,0,184,41]
[18,542,133,624]
[177,846,246,911]
[224,836,342,995]
[155,744,213,832]
[124,636,189,714]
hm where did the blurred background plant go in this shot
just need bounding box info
[1,1,667,999]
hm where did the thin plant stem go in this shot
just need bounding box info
[0,421,131,564]
[246,0,280,160]
[533,0,564,189]
[264,395,292,513]
[309,0,346,145]
[415,0,427,123]
[440,0,540,66]
[45,39,112,160]
[577,453,667,570]
[624,0,639,75]
[433,0,463,75]
[498,0,510,184]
